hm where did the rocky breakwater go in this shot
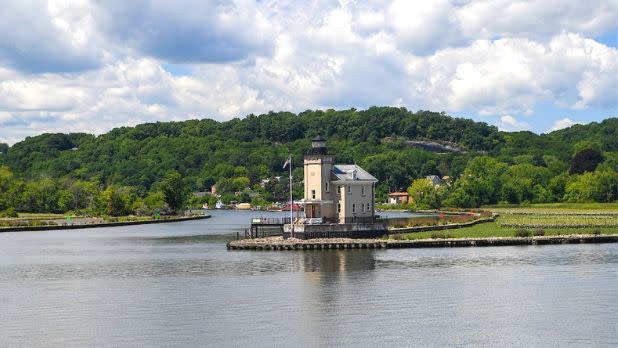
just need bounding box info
[227,234,618,251]
[227,236,388,250]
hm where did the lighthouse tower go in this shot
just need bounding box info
[303,135,336,221]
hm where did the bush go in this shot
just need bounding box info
[430,231,454,239]
[515,229,531,237]
[0,207,18,218]
[533,229,545,236]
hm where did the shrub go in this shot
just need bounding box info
[0,207,18,218]
[515,229,531,237]
[533,229,545,236]
[430,231,454,239]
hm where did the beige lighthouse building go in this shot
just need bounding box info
[302,135,377,223]
[286,136,386,239]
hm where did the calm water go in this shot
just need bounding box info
[1,210,616,347]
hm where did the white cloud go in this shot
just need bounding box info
[498,115,530,131]
[548,118,582,132]
[0,0,617,144]
[94,0,276,63]
[0,0,104,72]
[422,33,618,116]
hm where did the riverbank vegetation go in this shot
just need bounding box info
[0,108,616,216]
[0,169,189,217]
[389,204,617,240]
[0,212,207,230]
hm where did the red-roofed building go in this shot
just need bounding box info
[388,192,410,204]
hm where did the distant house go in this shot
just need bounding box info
[388,192,410,204]
[426,175,444,187]
[442,176,451,186]
[260,176,281,188]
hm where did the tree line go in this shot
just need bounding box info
[0,107,615,216]
[0,168,186,217]
[407,149,617,209]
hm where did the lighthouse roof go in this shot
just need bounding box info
[331,164,377,182]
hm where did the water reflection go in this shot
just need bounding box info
[302,250,377,273]
[1,217,616,348]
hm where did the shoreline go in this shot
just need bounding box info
[0,214,211,233]
[227,234,618,250]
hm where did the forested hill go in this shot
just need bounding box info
[1,107,616,200]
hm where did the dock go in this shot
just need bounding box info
[247,217,290,238]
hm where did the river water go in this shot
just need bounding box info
[1,210,616,347]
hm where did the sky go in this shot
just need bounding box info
[0,0,617,145]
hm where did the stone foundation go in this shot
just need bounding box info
[283,222,387,239]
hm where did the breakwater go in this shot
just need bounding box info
[0,215,211,233]
[227,234,618,250]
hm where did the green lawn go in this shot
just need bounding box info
[16,213,68,219]
[390,203,618,240]
[485,202,618,214]
[390,222,617,240]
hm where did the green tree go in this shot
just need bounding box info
[547,173,569,202]
[407,178,443,209]
[564,170,618,203]
[445,157,507,207]
[57,189,73,212]
[499,164,551,203]
[206,194,218,208]
[0,166,15,210]
[144,191,167,211]
[160,171,187,213]
[231,176,250,191]
[99,186,133,216]
[569,148,603,175]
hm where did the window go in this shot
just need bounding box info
[311,189,316,200]
[361,203,365,212]
[361,186,366,196]
[347,186,351,194]
[352,203,356,213]
[337,203,341,213]
[325,181,329,192]
[367,203,370,212]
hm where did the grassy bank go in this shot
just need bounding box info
[389,203,617,240]
[0,213,208,230]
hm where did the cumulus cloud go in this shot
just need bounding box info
[0,0,617,144]
[423,33,618,116]
[548,118,582,132]
[498,115,530,131]
[0,0,104,73]
[94,0,275,63]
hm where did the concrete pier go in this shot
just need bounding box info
[227,234,618,251]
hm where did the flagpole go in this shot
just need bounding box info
[289,155,294,238]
